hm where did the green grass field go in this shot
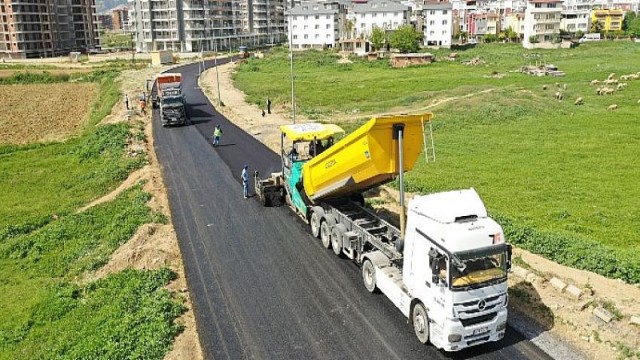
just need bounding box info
[234,42,640,282]
[0,71,184,359]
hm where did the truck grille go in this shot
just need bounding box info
[459,312,497,327]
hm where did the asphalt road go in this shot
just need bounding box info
[152,60,555,360]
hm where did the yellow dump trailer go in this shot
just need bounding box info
[302,113,432,201]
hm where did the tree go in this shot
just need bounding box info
[623,11,640,38]
[369,26,386,51]
[459,31,469,44]
[504,26,518,42]
[528,35,539,44]
[590,20,604,34]
[389,25,421,53]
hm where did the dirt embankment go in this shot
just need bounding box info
[199,61,640,360]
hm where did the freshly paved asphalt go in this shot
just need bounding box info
[152,60,555,360]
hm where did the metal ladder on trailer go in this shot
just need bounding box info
[422,116,436,163]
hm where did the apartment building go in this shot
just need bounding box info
[423,0,453,48]
[591,8,623,31]
[351,0,409,38]
[523,0,563,48]
[286,1,341,49]
[559,0,591,33]
[112,5,129,32]
[98,13,114,31]
[505,11,525,36]
[129,0,286,53]
[242,0,286,45]
[1,0,99,59]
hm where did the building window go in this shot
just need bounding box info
[293,34,297,39]
[429,30,434,35]
[361,23,365,28]
[326,15,330,19]
[430,20,435,25]
[326,24,330,29]
[315,15,319,19]
[443,10,447,15]
[442,30,447,35]
[304,15,308,20]
[293,25,297,30]
[442,20,447,25]
[315,24,319,29]
[430,10,435,15]
[304,34,308,39]
[304,24,308,29]
[315,34,319,38]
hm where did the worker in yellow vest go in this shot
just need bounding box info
[213,125,222,146]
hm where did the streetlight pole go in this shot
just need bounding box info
[288,7,296,124]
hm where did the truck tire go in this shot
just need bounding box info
[310,207,324,238]
[412,303,430,344]
[330,224,346,256]
[320,214,335,249]
[362,260,378,293]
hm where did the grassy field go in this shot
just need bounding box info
[234,42,640,282]
[0,69,184,358]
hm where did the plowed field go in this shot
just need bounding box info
[0,83,98,144]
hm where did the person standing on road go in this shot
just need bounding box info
[241,165,249,199]
[267,97,272,114]
[213,125,223,146]
[124,93,130,110]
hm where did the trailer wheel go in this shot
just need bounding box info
[412,303,430,344]
[310,207,324,238]
[362,260,378,293]
[330,224,346,256]
[320,215,336,249]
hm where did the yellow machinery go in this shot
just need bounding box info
[302,114,433,201]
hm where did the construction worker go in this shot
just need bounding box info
[139,98,146,115]
[213,125,222,146]
[241,165,249,199]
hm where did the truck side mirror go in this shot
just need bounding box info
[506,244,512,270]
[428,248,439,283]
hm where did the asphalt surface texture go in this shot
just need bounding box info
[152,60,556,360]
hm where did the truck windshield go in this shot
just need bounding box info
[162,97,183,106]
[450,247,507,289]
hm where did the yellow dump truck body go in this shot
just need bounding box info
[302,113,433,201]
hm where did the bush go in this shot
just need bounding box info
[494,213,640,284]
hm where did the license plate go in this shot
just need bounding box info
[472,327,489,335]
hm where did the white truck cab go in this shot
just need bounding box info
[367,188,511,351]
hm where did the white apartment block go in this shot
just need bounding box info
[286,2,340,49]
[560,0,591,33]
[523,0,563,48]
[350,0,409,38]
[129,0,286,53]
[423,1,453,48]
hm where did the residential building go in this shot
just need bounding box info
[112,5,129,33]
[591,8,624,31]
[486,11,500,34]
[351,0,409,37]
[98,13,114,31]
[286,1,341,49]
[0,0,99,59]
[522,0,563,48]
[505,11,525,37]
[560,0,591,34]
[243,0,287,45]
[423,0,453,48]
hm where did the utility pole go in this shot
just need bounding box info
[288,7,296,124]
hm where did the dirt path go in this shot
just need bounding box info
[200,61,640,360]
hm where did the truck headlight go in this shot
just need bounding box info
[448,334,462,342]
[497,321,507,332]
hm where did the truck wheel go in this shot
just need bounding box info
[310,207,323,238]
[412,303,430,344]
[362,260,378,293]
[320,214,336,249]
[330,224,346,256]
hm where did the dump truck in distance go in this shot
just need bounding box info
[153,73,188,126]
[255,114,512,351]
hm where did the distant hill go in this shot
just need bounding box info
[96,0,128,14]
